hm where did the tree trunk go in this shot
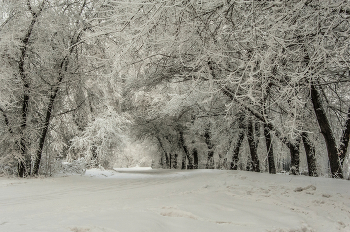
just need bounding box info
[204,128,214,169]
[247,118,260,172]
[172,154,178,169]
[156,136,168,168]
[32,89,58,175]
[192,148,198,169]
[16,1,48,177]
[301,132,318,177]
[289,136,301,175]
[178,130,191,169]
[310,84,342,178]
[264,123,276,174]
[230,131,245,170]
[169,153,172,169]
[222,87,296,156]
[338,106,350,167]
[181,154,186,169]
[230,114,245,170]
[32,54,69,175]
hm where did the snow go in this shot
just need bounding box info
[0,169,349,232]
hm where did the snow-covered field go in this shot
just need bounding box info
[0,169,349,232]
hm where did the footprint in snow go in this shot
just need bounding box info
[160,206,199,220]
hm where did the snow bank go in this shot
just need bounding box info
[113,166,152,172]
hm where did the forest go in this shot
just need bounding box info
[0,0,350,179]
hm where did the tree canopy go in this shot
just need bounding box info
[0,0,350,179]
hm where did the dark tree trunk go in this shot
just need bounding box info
[289,136,301,175]
[156,136,167,168]
[187,160,194,169]
[17,161,27,178]
[192,148,198,169]
[160,156,163,167]
[301,132,318,177]
[247,118,260,172]
[165,153,170,169]
[17,15,36,177]
[178,130,191,169]
[310,84,342,178]
[16,1,48,177]
[32,89,59,175]
[230,130,245,170]
[204,128,214,169]
[230,114,245,170]
[206,151,214,169]
[169,153,172,169]
[222,87,298,160]
[264,123,276,174]
[172,154,178,169]
[32,54,68,175]
[181,154,186,169]
[339,106,350,166]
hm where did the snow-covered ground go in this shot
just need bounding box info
[0,169,349,232]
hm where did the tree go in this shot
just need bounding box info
[0,0,126,176]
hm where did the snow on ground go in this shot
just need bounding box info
[0,169,349,232]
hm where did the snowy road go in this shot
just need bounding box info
[0,169,349,232]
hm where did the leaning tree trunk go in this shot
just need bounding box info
[32,50,71,175]
[33,82,63,174]
[289,136,301,175]
[301,132,318,177]
[310,84,342,178]
[264,123,276,174]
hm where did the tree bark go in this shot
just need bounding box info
[172,154,178,169]
[204,128,214,169]
[310,84,342,178]
[167,153,171,169]
[32,87,60,174]
[289,136,301,175]
[301,132,318,177]
[230,114,245,170]
[178,130,191,169]
[156,136,167,168]
[247,118,260,172]
[32,52,69,175]
[264,123,276,174]
[181,154,186,169]
[192,148,198,169]
[17,0,46,177]
[338,106,350,166]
